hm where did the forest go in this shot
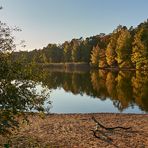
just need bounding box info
[12,19,148,70]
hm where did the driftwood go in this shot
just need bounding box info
[92,116,131,131]
[91,116,132,148]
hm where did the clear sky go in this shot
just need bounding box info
[0,0,148,51]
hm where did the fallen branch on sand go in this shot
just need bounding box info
[91,116,132,147]
[92,116,131,131]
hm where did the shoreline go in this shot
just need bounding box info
[1,113,148,147]
[39,63,148,72]
[46,112,147,115]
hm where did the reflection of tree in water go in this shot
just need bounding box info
[90,70,148,112]
[72,73,90,95]
[106,71,118,100]
[91,70,108,100]
[63,73,73,92]
[132,71,148,112]
[115,71,134,111]
[38,68,148,113]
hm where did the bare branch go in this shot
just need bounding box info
[92,116,131,131]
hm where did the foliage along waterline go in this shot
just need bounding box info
[0,21,51,136]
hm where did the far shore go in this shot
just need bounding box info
[38,63,147,72]
[1,113,148,147]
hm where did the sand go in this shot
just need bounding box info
[0,113,148,148]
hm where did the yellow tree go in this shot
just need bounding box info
[90,45,100,67]
[106,33,118,67]
[116,27,132,68]
[131,21,148,70]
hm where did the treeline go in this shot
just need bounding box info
[13,34,109,64]
[13,20,148,70]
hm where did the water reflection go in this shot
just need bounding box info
[37,67,148,113]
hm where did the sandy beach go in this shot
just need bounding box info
[0,113,148,148]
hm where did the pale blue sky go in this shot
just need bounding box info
[0,0,148,51]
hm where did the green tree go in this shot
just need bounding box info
[0,19,50,135]
[71,39,81,62]
[63,41,71,62]
[79,39,92,63]
[39,52,48,63]
[44,44,63,63]
[0,21,16,52]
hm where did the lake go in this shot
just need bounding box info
[39,68,148,114]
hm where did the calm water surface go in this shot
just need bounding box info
[40,69,148,114]
[50,88,144,113]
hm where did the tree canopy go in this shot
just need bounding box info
[0,20,51,136]
[13,19,148,70]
